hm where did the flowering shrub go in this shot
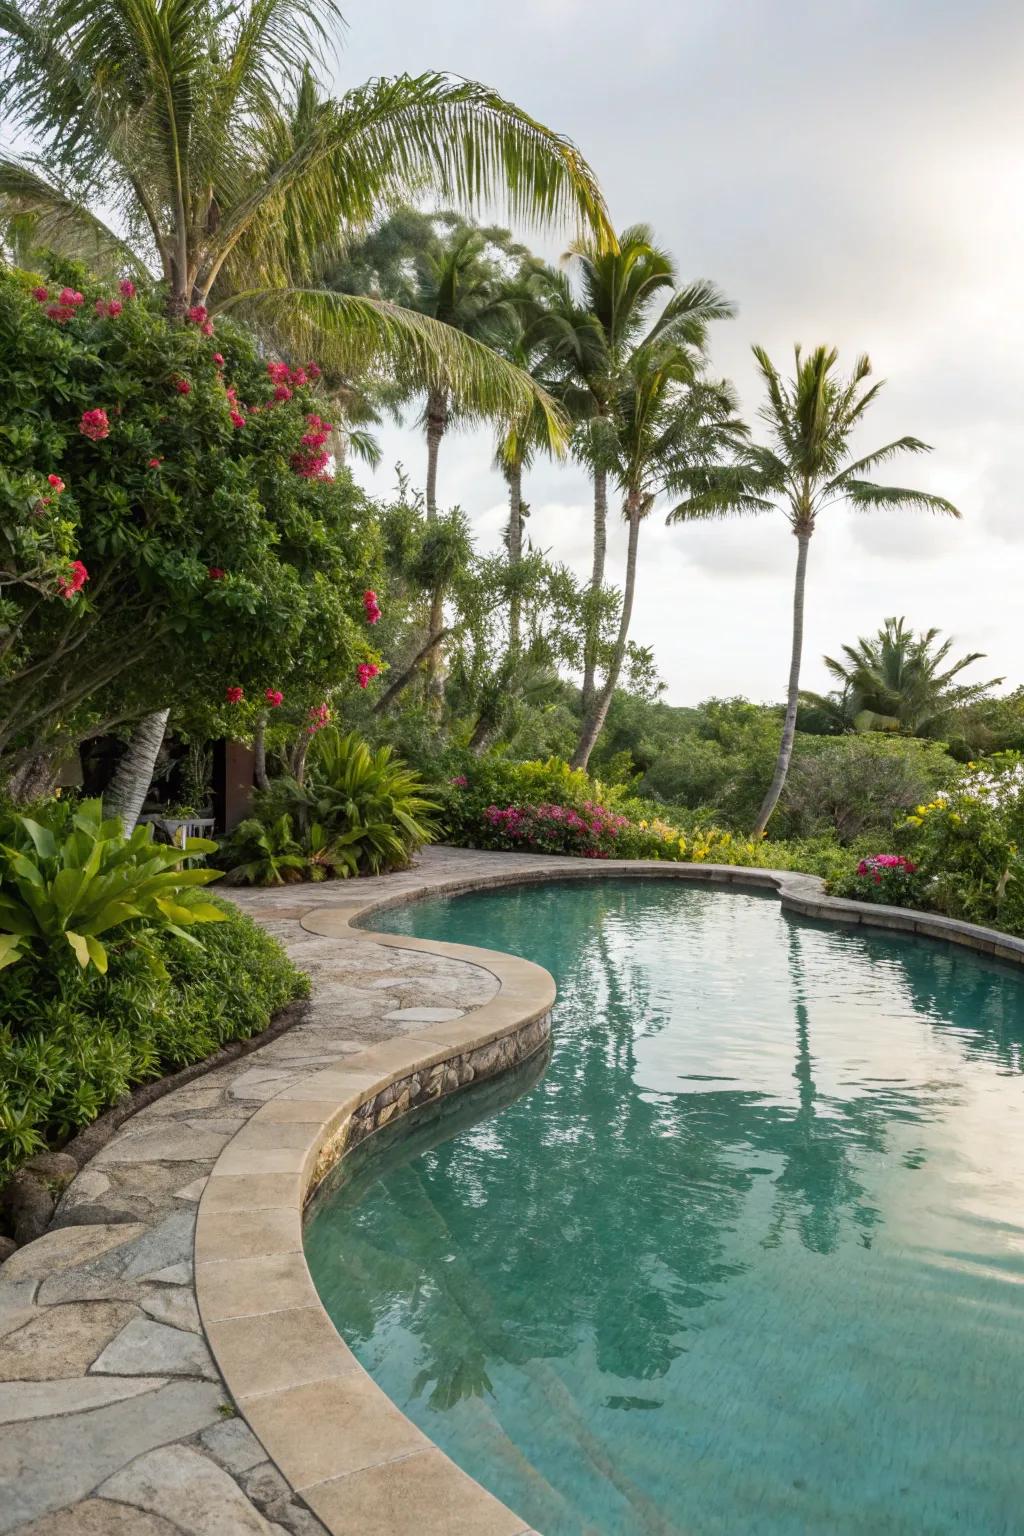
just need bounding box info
[0,260,381,777]
[481,801,628,857]
[829,852,925,907]
[437,756,831,870]
[897,756,1024,932]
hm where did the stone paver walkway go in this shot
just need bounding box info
[0,848,558,1535]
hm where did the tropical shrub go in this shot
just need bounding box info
[0,900,306,1176]
[479,802,629,858]
[829,854,925,907]
[0,262,380,785]
[899,757,1024,933]
[0,798,223,972]
[777,735,955,844]
[221,729,437,884]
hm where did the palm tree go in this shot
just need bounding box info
[802,617,1000,737]
[668,346,961,837]
[546,227,686,709]
[572,348,742,770]
[0,0,613,428]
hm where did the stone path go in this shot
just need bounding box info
[0,848,546,1536]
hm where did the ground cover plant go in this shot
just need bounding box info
[0,800,306,1176]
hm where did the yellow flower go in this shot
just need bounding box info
[906,815,922,827]
[639,820,648,830]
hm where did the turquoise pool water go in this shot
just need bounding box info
[304,880,1024,1535]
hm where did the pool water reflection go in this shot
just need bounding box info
[304,881,1024,1535]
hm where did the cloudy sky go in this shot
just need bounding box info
[332,0,1024,706]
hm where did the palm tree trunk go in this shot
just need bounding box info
[424,390,447,520]
[572,499,641,771]
[424,389,448,703]
[253,711,269,792]
[581,466,608,709]
[507,459,524,658]
[103,709,170,835]
[753,531,812,838]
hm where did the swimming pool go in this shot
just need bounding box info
[304,879,1024,1535]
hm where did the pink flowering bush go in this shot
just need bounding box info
[481,800,628,858]
[830,851,925,907]
[0,260,380,777]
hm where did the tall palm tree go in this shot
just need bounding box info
[0,0,613,427]
[572,348,742,770]
[547,228,736,713]
[668,346,961,837]
[491,260,572,662]
[802,616,1000,737]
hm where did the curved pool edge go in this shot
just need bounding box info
[195,857,1024,1536]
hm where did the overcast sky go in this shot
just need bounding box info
[332,0,1024,706]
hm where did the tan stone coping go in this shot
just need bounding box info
[195,861,1024,1536]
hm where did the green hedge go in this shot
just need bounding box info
[0,899,307,1177]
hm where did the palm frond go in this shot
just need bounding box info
[843,481,961,517]
[0,157,145,273]
[217,285,569,449]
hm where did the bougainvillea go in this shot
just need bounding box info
[0,261,381,781]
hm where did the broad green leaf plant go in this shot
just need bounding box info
[0,798,224,972]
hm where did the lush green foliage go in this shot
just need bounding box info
[0,798,223,973]
[0,899,306,1175]
[0,263,379,777]
[221,728,437,884]
[801,617,1000,740]
[825,756,1024,936]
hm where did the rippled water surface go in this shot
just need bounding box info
[304,881,1024,1535]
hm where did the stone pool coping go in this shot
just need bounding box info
[193,855,1024,1536]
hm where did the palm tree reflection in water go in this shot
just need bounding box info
[306,881,1024,1536]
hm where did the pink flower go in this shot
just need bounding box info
[307,362,321,379]
[79,409,110,441]
[56,559,89,599]
[174,378,191,395]
[187,304,208,326]
[225,685,244,704]
[59,288,84,308]
[450,774,468,788]
[147,457,162,468]
[207,566,225,580]
[264,688,284,707]
[119,280,136,298]
[229,411,246,429]
[290,447,330,479]
[46,304,77,324]
[212,352,224,366]
[32,286,48,302]
[355,662,379,689]
[95,298,122,317]
[47,474,65,493]
[363,589,381,624]
[266,361,290,384]
[307,701,331,734]
[201,321,214,337]
[273,384,292,402]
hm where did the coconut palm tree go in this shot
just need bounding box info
[802,617,1000,738]
[572,348,742,770]
[0,0,612,428]
[548,227,732,710]
[668,346,961,837]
